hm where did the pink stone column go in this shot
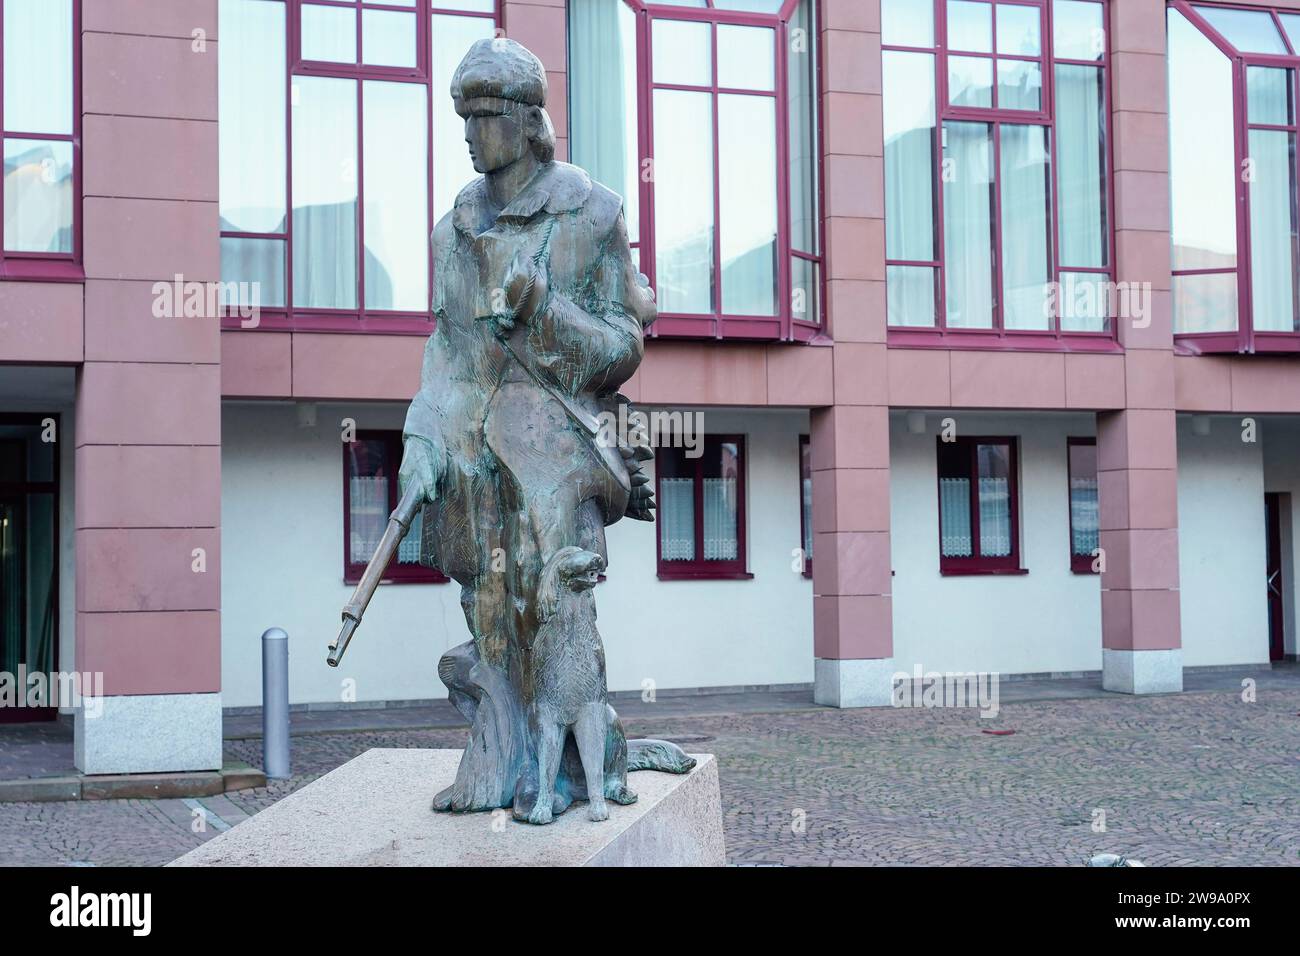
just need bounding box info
[1099,0,1182,693]
[811,0,894,706]
[501,0,568,161]
[74,0,224,773]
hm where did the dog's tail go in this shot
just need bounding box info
[626,738,696,774]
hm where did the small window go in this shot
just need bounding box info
[343,431,446,584]
[936,436,1021,573]
[656,435,749,579]
[799,434,812,577]
[1068,437,1098,573]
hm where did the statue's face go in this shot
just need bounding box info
[463,102,530,174]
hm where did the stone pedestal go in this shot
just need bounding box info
[169,749,725,867]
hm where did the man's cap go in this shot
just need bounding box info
[451,38,547,109]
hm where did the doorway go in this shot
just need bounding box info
[0,415,59,722]
[1264,493,1286,663]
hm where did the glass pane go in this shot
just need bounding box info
[948,0,993,53]
[719,95,777,316]
[938,474,973,557]
[657,450,696,562]
[800,439,813,558]
[651,0,707,6]
[1172,272,1237,333]
[1247,67,1293,126]
[714,0,784,11]
[887,265,937,327]
[220,236,287,310]
[3,139,72,253]
[432,0,496,11]
[717,25,775,91]
[703,441,740,562]
[362,9,416,68]
[791,256,820,323]
[1055,65,1107,269]
[884,51,937,261]
[996,3,1040,55]
[1280,13,1300,52]
[1248,129,1298,332]
[570,0,641,240]
[882,0,934,47]
[949,55,993,108]
[653,19,711,86]
[363,81,428,311]
[1000,124,1052,330]
[653,89,714,314]
[292,76,358,309]
[1053,0,1105,61]
[1168,9,1236,271]
[1068,444,1099,557]
[0,489,56,683]
[302,3,357,62]
[1057,272,1109,333]
[219,0,287,234]
[1193,5,1286,55]
[2,0,73,135]
[943,122,995,328]
[977,444,1012,557]
[997,58,1041,111]
[787,0,819,254]
[347,439,390,566]
[431,14,495,222]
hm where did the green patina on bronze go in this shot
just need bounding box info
[332,37,693,825]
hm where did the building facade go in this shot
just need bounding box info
[0,0,1296,774]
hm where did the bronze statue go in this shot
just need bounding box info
[327,38,693,824]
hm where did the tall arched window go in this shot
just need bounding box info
[569,0,823,341]
[1,0,78,278]
[1168,1,1300,352]
[218,0,499,332]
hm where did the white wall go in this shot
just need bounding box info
[889,411,1102,676]
[1177,416,1269,667]
[220,403,814,707]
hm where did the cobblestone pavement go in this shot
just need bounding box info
[2,685,1298,866]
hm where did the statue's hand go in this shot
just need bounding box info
[503,254,549,328]
[398,436,440,505]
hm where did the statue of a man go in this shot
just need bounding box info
[397,38,689,823]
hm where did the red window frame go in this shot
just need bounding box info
[935,435,1024,574]
[610,0,824,342]
[343,429,447,584]
[1066,436,1098,573]
[220,0,500,335]
[798,432,812,577]
[1169,1,1300,354]
[654,433,751,580]
[0,0,82,281]
[884,0,1118,351]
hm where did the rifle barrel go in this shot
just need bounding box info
[326,482,423,667]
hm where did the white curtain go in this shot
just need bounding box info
[703,477,738,561]
[939,477,972,557]
[1248,127,1297,332]
[349,476,387,564]
[978,476,1011,556]
[999,123,1052,330]
[943,122,994,328]
[659,478,696,561]
[1054,64,1106,271]
[1070,476,1099,557]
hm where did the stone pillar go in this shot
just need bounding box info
[811,0,893,707]
[1099,0,1181,693]
[74,0,223,772]
[502,0,567,161]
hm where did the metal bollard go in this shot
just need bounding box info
[261,627,290,779]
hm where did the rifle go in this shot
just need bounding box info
[326,482,423,667]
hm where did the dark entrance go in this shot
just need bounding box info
[1265,492,1286,663]
[0,414,59,723]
